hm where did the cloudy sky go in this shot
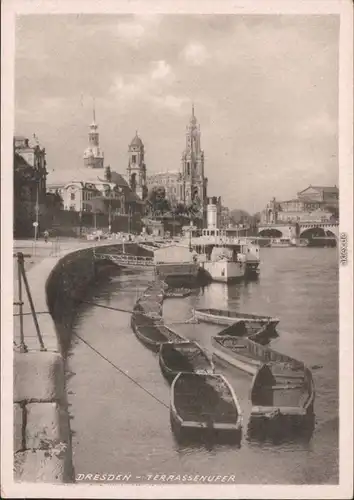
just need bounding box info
[15,14,339,213]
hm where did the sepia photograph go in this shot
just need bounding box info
[1,0,353,498]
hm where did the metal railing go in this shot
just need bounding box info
[13,252,46,352]
[95,253,155,267]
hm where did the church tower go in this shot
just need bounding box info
[83,100,104,170]
[127,132,147,200]
[181,105,207,211]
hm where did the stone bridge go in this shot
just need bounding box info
[257,221,339,240]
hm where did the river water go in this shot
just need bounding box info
[67,247,338,485]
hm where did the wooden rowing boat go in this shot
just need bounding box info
[131,313,185,352]
[133,298,163,319]
[194,308,279,332]
[170,373,242,442]
[211,335,303,375]
[217,320,277,344]
[159,341,214,383]
[250,362,315,425]
[165,287,191,298]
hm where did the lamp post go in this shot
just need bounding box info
[33,177,39,255]
[189,220,193,251]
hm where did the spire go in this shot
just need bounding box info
[92,97,96,124]
[190,102,197,126]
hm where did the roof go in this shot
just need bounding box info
[106,171,129,188]
[129,133,143,148]
[147,170,180,178]
[298,185,338,194]
[311,185,339,193]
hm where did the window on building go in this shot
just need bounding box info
[132,155,137,164]
[71,192,75,201]
[187,162,190,176]
[70,205,76,211]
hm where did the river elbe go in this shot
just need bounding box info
[67,247,338,484]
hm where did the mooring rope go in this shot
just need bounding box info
[78,300,198,325]
[72,331,169,410]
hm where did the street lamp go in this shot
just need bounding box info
[189,220,193,251]
[33,175,40,255]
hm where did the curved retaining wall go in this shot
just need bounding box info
[14,242,152,483]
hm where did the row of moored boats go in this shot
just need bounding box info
[130,280,315,443]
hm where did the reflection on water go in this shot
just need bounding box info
[67,248,338,484]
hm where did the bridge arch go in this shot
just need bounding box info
[300,226,337,247]
[258,228,283,238]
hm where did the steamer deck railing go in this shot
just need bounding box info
[95,252,155,268]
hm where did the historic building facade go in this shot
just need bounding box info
[126,132,147,200]
[47,112,144,220]
[146,170,183,208]
[180,105,208,211]
[145,106,208,217]
[14,136,48,236]
[261,185,339,224]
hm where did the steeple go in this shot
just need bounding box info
[92,97,96,125]
[181,104,206,209]
[83,100,104,169]
[190,103,197,126]
[127,131,147,200]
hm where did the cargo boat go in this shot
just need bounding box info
[159,341,214,383]
[250,362,315,426]
[131,313,185,352]
[211,335,302,375]
[194,307,279,333]
[165,287,191,298]
[170,373,242,443]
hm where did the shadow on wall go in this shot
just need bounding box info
[45,243,154,355]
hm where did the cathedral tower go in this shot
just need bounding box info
[181,105,207,212]
[83,100,104,170]
[127,132,147,200]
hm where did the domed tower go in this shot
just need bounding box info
[127,132,147,200]
[83,101,104,170]
[181,104,207,211]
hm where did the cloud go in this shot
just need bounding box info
[151,94,188,113]
[151,60,173,82]
[114,15,162,47]
[110,59,176,105]
[182,42,209,66]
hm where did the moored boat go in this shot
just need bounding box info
[211,335,302,375]
[165,287,191,298]
[194,307,279,333]
[159,341,214,383]
[170,373,242,443]
[218,320,277,343]
[250,362,315,428]
[131,313,185,352]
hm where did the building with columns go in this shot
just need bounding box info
[47,108,144,218]
[261,185,339,224]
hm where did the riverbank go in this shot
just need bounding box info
[13,240,151,483]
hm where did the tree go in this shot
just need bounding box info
[148,185,170,216]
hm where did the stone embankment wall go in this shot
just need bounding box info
[14,242,152,483]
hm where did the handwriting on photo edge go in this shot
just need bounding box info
[339,232,348,266]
